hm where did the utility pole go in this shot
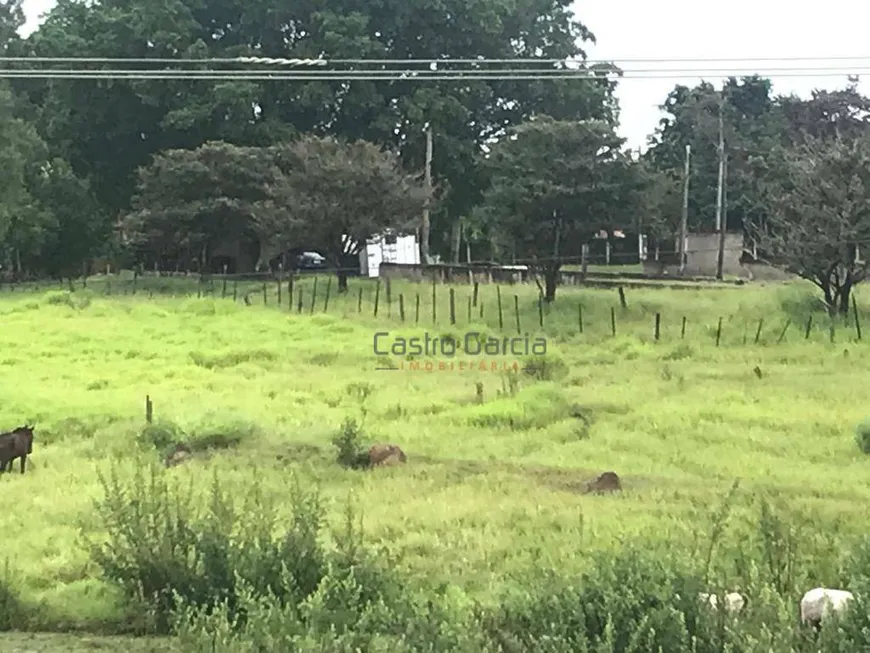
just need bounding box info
[420,125,433,264]
[715,94,727,279]
[679,144,690,272]
[716,153,728,279]
[715,100,725,232]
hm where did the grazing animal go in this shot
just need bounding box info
[699,591,746,614]
[585,471,621,494]
[368,444,407,467]
[0,425,35,474]
[800,588,854,628]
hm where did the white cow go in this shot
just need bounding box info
[799,588,854,627]
[698,591,746,614]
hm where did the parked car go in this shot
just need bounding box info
[297,251,326,269]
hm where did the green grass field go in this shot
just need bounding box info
[0,275,868,650]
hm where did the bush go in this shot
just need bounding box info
[170,503,403,651]
[855,418,870,454]
[42,289,93,309]
[85,460,338,634]
[480,547,732,653]
[522,353,568,381]
[332,417,368,469]
[136,416,257,459]
[137,420,183,455]
[0,561,25,631]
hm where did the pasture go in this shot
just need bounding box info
[1,276,869,651]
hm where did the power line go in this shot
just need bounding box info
[0,69,868,81]
[0,65,866,75]
[3,55,870,65]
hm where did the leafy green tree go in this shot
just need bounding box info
[645,76,779,238]
[29,158,109,278]
[255,134,430,292]
[636,161,683,244]
[778,84,870,144]
[0,0,24,53]
[121,141,284,271]
[748,134,870,315]
[0,80,53,275]
[474,116,644,301]
[22,0,619,264]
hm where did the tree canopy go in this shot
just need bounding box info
[122,135,427,287]
[748,134,870,314]
[474,116,644,300]
[0,0,868,313]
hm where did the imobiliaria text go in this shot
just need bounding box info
[373,331,547,372]
[397,359,524,373]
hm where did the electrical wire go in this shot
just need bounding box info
[3,55,870,65]
[0,69,868,81]
[0,65,867,75]
[0,54,867,80]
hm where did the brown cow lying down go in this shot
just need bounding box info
[368,444,407,467]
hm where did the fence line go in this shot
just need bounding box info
[1,268,862,347]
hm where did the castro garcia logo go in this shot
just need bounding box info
[373,331,547,356]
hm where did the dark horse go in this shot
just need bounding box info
[0,425,34,474]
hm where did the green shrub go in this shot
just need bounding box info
[137,416,257,459]
[855,418,870,454]
[170,502,402,651]
[185,416,259,452]
[481,548,730,653]
[42,289,92,309]
[332,417,368,469]
[0,561,24,631]
[85,460,337,634]
[522,353,568,381]
[137,420,183,454]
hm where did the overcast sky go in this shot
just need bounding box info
[20,0,870,150]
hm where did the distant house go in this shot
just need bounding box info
[587,228,642,265]
[641,231,746,276]
[357,232,420,278]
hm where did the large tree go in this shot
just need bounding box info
[748,134,870,315]
[645,76,780,240]
[0,80,53,275]
[20,0,618,264]
[473,116,644,302]
[255,134,429,291]
[778,84,870,145]
[0,0,23,53]
[121,141,284,271]
[28,158,108,278]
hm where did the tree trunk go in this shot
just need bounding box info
[543,264,560,303]
[337,269,349,293]
[838,280,853,316]
[450,221,461,263]
[821,282,836,316]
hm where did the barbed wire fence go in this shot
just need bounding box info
[0,248,862,347]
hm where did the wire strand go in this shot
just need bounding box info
[0,70,867,81]
[3,55,870,65]
[0,65,866,75]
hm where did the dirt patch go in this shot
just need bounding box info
[274,442,327,463]
[409,455,645,495]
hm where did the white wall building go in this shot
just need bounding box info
[357,232,420,277]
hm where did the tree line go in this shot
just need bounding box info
[1,0,869,310]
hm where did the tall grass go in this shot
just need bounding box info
[0,279,868,650]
